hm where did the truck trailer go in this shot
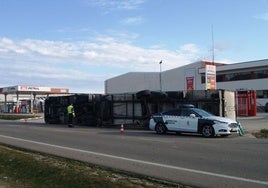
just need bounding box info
[44,89,237,128]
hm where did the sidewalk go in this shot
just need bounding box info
[0,112,43,121]
[237,113,268,134]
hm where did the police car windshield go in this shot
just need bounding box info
[193,108,213,117]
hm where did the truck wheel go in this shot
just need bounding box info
[150,91,167,100]
[155,122,166,134]
[202,125,215,137]
[166,91,183,99]
[136,90,151,99]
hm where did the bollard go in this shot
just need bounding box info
[237,121,245,136]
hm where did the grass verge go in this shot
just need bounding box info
[0,114,40,120]
[253,129,268,138]
[0,144,185,188]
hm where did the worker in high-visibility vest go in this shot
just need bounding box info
[67,103,75,127]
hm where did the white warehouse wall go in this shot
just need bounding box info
[161,61,203,91]
[105,72,160,94]
[105,62,204,94]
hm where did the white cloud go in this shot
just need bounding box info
[120,16,144,25]
[86,0,145,12]
[254,12,268,21]
[21,39,79,57]
[0,38,28,54]
[179,44,199,54]
[214,41,230,52]
[0,37,201,93]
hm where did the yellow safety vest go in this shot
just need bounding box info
[67,105,74,114]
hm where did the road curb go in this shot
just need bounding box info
[19,116,43,121]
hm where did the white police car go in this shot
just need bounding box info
[149,107,239,137]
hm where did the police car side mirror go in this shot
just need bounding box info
[190,114,196,118]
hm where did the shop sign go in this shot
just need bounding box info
[18,86,51,92]
[205,65,216,90]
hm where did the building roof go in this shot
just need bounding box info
[198,59,268,74]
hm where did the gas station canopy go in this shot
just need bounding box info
[0,85,69,95]
[0,85,69,113]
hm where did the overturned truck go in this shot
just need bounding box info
[44,89,236,128]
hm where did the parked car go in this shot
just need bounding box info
[265,102,268,112]
[149,107,239,137]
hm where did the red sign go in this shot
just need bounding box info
[186,77,194,90]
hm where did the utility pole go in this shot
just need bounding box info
[211,24,215,65]
[159,60,162,91]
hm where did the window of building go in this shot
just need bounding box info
[201,75,205,83]
[254,70,268,79]
[240,71,251,80]
[202,69,268,83]
[256,90,268,98]
[216,74,225,82]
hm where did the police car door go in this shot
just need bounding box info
[163,109,181,131]
[179,109,198,132]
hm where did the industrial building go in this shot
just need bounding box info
[1,59,267,115]
[105,59,268,106]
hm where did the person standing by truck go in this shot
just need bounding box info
[67,103,75,127]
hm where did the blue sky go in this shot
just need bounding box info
[0,0,268,93]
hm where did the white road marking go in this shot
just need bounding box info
[1,134,268,186]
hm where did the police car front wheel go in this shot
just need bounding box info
[201,125,215,137]
[155,123,166,134]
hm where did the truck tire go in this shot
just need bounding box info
[136,90,151,99]
[166,91,183,99]
[150,91,167,100]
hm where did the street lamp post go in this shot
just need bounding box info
[159,60,162,91]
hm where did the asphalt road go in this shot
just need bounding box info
[0,115,267,188]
